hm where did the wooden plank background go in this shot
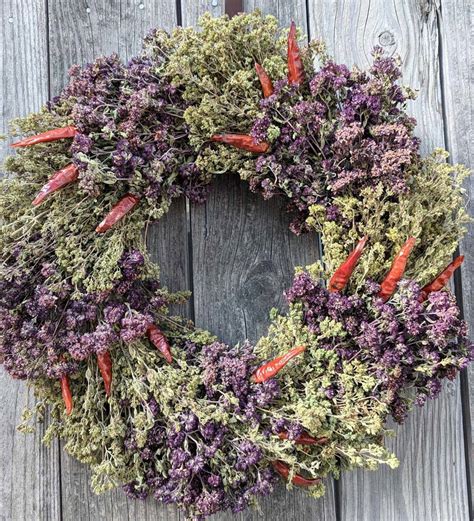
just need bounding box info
[0,1,471,520]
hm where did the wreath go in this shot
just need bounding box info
[1,12,472,520]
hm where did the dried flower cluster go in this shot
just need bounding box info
[0,11,471,521]
[248,48,419,233]
[0,247,178,380]
[122,340,282,516]
[283,271,473,423]
[55,53,208,206]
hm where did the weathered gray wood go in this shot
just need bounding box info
[46,2,185,520]
[0,373,62,521]
[0,0,49,151]
[48,0,178,95]
[191,175,322,345]
[438,0,474,502]
[189,3,336,520]
[244,0,307,29]
[1,1,472,520]
[0,2,62,521]
[309,1,470,519]
[147,202,191,318]
[337,382,469,520]
[181,0,224,26]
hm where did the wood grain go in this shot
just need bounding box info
[0,374,61,521]
[309,1,470,519]
[48,0,178,95]
[181,0,224,26]
[0,0,49,150]
[0,2,62,521]
[309,0,445,153]
[243,0,308,33]
[0,0,472,519]
[338,382,469,520]
[438,0,474,502]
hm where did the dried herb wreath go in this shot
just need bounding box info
[1,12,472,520]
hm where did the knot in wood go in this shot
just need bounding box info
[378,30,395,47]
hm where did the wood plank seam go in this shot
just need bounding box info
[45,1,65,519]
[303,0,341,518]
[435,2,473,516]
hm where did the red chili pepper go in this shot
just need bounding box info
[96,194,140,233]
[287,21,305,86]
[255,63,274,97]
[97,351,113,397]
[278,431,328,446]
[32,163,79,206]
[211,134,270,153]
[271,460,321,487]
[378,237,416,301]
[60,375,73,416]
[252,345,306,384]
[328,236,368,292]
[419,255,464,302]
[147,325,173,364]
[11,126,78,148]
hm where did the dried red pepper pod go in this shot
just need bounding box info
[255,62,274,97]
[287,21,305,86]
[328,236,368,292]
[278,431,328,446]
[96,193,140,233]
[271,460,321,487]
[147,324,173,364]
[97,351,113,397]
[211,134,270,153]
[60,374,73,416]
[32,163,79,206]
[251,345,306,383]
[378,237,416,301]
[419,255,464,302]
[11,125,78,148]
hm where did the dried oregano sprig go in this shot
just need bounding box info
[308,150,471,292]
[1,111,187,380]
[23,264,472,519]
[0,10,472,521]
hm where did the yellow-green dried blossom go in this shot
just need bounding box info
[149,11,314,180]
[253,304,397,478]
[307,150,470,291]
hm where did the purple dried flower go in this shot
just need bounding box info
[286,268,473,422]
[120,312,151,343]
